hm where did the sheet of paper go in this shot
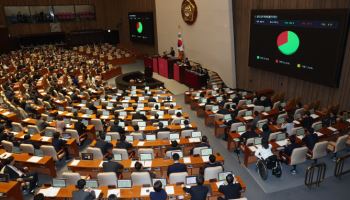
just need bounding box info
[201,156,210,163]
[107,189,121,197]
[0,152,13,159]
[247,104,255,108]
[276,140,288,147]
[38,187,60,197]
[183,157,191,164]
[297,135,303,140]
[243,116,254,121]
[188,138,201,143]
[143,161,152,168]
[3,111,11,115]
[165,186,175,195]
[293,120,300,125]
[92,189,102,198]
[27,156,42,163]
[140,187,154,196]
[58,111,64,115]
[70,160,80,166]
[180,125,185,129]
[130,160,137,168]
[137,141,145,146]
[262,112,269,116]
[248,146,257,152]
[310,114,319,119]
[328,127,337,132]
[216,181,226,188]
[40,136,51,142]
[316,132,324,137]
[139,127,146,131]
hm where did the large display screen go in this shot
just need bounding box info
[128,12,154,44]
[249,9,349,87]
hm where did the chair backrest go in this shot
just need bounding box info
[312,122,322,131]
[237,109,247,117]
[97,172,117,186]
[112,148,129,160]
[165,150,183,159]
[246,138,255,145]
[334,135,349,153]
[157,131,170,140]
[230,122,244,132]
[45,127,57,135]
[269,132,282,141]
[215,114,224,121]
[87,147,104,160]
[11,122,23,132]
[90,119,104,131]
[19,144,35,154]
[1,140,14,152]
[27,125,40,135]
[172,118,182,125]
[237,100,247,108]
[290,147,308,165]
[107,132,120,140]
[181,130,193,138]
[253,106,265,113]
[131,172,152,186]
[65,129,80,144]
[294,108,304,120]
[132,119,143,126]
[257,119,268,128]
[40,145,58,161]
[130,132,144,140]
[192,146,208,155]
[291,127,303,136]
[277,113,287,121]
[273,101,281,110]
[169,172,188,184]
[204,166,223,181]
[311,141,329,160]
[138,148,154,158]
[62,172,81,186]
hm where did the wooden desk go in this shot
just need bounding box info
[214,120,226,137]
[0,181,23,200]
[204,111,215,126]
[124,123,198,133]
[0,149,56,177]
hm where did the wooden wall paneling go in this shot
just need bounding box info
[233,0,350,110]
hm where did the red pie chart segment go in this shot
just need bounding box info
[277,31,288,46]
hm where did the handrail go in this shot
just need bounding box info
[335,153,350,179]
[305,162,326,189]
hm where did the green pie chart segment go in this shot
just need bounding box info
[277,31,300,56]
[136,22,143,34]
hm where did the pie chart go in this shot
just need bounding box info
[277,31,300,56]
[136,22,143,34]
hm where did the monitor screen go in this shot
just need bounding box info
[82,119,89,126]
[296,128,305,136]
[201,148,213,156]
[85,180,98,188]
[191,131,202,138]
[160,121,168,127]
[146,134,156,141]
[140,153,152,161]
[237,126,246,133]
[126,135,134,142]
[186,176,197,185]
[81,153,93,160]
[249,9,350,87]
[152,178,167,188]
[113,153,122,161]
[224,114,232,121]
[138,121,146,127]
[105,135,112,142]
[218,171,233,181]
[128,12,154,44]
[52,178,66,188]
[117,179,132,188]
[169,133,180,140]
[103,111,110,116]
[276,133,286,141]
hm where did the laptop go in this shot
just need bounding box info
[223,114,232,121]
[296,128,305,136]
[139,97,145,101]
[108,102,113,107]
[140,153,153,161]
[276,133,286,141]
[171,151,183,158]
[277,117,285,125]
[81,153,93,160]
[82,119,89,126]
[169,133,180,140]
[126,135,134,142]
[245,110,253,116]
[157,111,164,116]
[117,180,132,188]
[138,121,146,127]
[254,137,262,145]
[201,148,213,156]
[52,178,66,188]
[160,121,168,127]
[105,135,112,142]
[138,104,145,108]
[191,131,202,138]
[72,108,78,113]
[237,125,246,134]
[211,105,219,112]
[118,121,125,128]
[216,97,223,102]
[64,118,70,125]
[122,103,129,108]
[119,111,127,117]
[146,134,156,141]
[218,171,233,181]
[131,91,136,95]
[186,176,197,186]
[113,153,122,161]
[103,111,110,116]
[152,178,167,189]
[85,180,99,188]
[140,111,146,116]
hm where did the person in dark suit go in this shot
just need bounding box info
[302,128,319,150]
[88,102,98,112]
[183,176,209,200]
[150,180,168,200]
[240,124,259,145]
[133,161,156,178]
[95,134,108,154]
[280,135,301,165]
[217,104,232,115]
[3,156,38,193]
[115,134,133,150]
[157,122,170,133]
[72,179,95,200]
[301,111,313,129]
[33,193,44,200]
[200,154,223,175]
[108,194,118,200]
[148,96,157,103]
[166,140,181,152]
[182,120,192,130]
[103,156,124,177]
[218,174,242,200]
[167,153,187,176]
[190,136,210,155]
[52,132,70,159]
[74,118,87,135]
[261,124,271,143]
[322,112,337,127]
[132,111,147,121]
[110,120,125,134]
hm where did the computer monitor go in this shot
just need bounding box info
[237,126,246,133]
[112,96,117,100]
[86,110,93,115]
[64,118,70,124]
[113,153,122,161]
[171,151,183,158]
[58,107,64,111]
[47,116,54,122]
[105,135,112,142]
[140,111,146,115]
[169,133,180,140]
[82,119,89,126]
[103,111,110,116]
[145,86,150,90]
[264,107,271,112]
[140,153,153,161]
[138,121,146,127]
[276,133,286,141]
[137,104,144,108]
[152,178,167,188]
[131,91,136,95]
[126,135,134,142]
[211,106,219,112]
[201,148,213,156]
[191,131,202,138]
[277,117,285,125]
[94,102,100,106]
[218,171,233,181]
[85,180,99,188]
[52,178,66,188]
[118,121,125,128]
[254,137,262,145]
[314,123,322,131]
[186,176,197,185]
[245,110,253,116]
[117,180,132,188]
[160,121,168,127]
[108,102,113,107]
[119,111,127,116]
[131,86,137,90]
[157,111,164,116]
[246,100,252,105]
[125,96,131,100]
[296,128,305,136]
[224,114,232,121]
[122,103,129,108]
[81,153,93,160]
[146,134,156,141]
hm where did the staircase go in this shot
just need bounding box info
[208,71,225,89]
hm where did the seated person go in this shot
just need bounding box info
[251,111,261,128]
[110,120,125,134]
[200,154,223,175]
[34,193,44,200]
[72,179,96,200]
[108,194,118,200]
[166,140,181,152]
[217,104,232,115]
[103,156,124,177]
[2,156,39,194]
[240,124,259,145]
[132,111,147,121]
[150,180,168,200]
[157,122,170,132]
[167,153,187,176]
[133,161,156,178]
[74,117,87,135]
[171,112,184,124]
[301,111,313,129]
[190,136,210,154]
[35,114,48,131]
[322,112,337,127]
[218,174,242,200]
[281,117,294,136]
[280,135,301,163]
[254,140,273,161]
[302,128,318,151]
[130,125,144,140]
[52,132,69,159]
[95,133,108,153]
[116,134,133,150]
[183,176,209,200]
[182,120,192,130]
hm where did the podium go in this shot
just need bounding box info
[158,57,179,79]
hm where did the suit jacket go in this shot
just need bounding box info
[302,116,313,129]
[75,121,87,135]
[132,113,147,121]
[302,134,319,150]
[95,140,108,153]
[167,162,187,176]
[103,161,124,174]
[240,131,259,144]
[157,127,171,133]
[72,189,96,200]
[4,165,24,179]
[52,138,67,152]
[184,185,209,200]
[218,183,242,200]
[116,141,132,150]
[284,143,301,156]
[110,125,125,134]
